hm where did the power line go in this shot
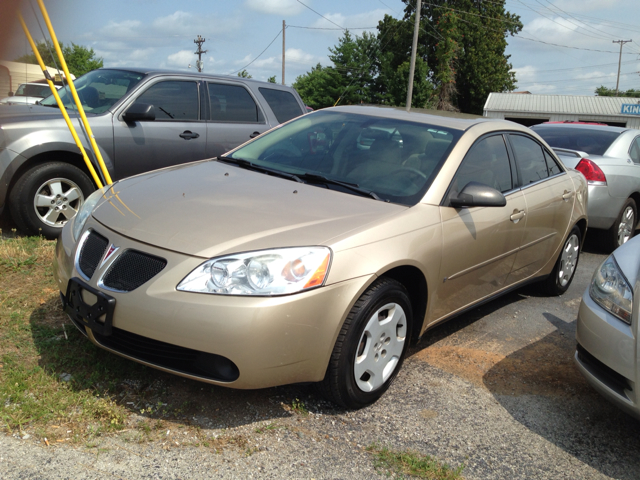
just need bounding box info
[296,0,346,31]
[228,28,283,75]
[288,25,377,30]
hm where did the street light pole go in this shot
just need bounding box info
[194,35,208,73]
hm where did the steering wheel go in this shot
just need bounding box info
[394,166,428,180]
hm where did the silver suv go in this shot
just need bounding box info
[0,68,306,237]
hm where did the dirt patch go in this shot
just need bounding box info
[414,330,591,397]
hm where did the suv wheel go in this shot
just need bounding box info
[9,162,94,238]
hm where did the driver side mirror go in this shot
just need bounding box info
[450,181,506,208]
[123,102,155,123]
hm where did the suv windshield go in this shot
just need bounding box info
[40,69,145,114]
[532,125,621,156]
[228,110,461,205]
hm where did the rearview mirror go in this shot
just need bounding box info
[123,102,155,122]
[450,181,506,208]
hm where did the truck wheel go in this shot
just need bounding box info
[607,198,636,252]
[9,162,95,238]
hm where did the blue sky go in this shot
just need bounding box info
[5,0,640,97]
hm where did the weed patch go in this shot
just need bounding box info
[367,444,465,479]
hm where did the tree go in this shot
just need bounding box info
[293,63,345,109]
[237,69,252,78]
[403,0,522,114]
[267,75,277,83]
[14,40,103,77]
[596,85,640,97]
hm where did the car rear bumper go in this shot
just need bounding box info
[575,289,639,418]
[53,217,372,389]
[586,184,627,230]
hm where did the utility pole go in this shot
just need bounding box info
[613,39,632,96]
[406,0,421,112]
[282,20,286,85]
[194,35,207,73]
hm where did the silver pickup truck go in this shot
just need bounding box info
[0,68,306,237]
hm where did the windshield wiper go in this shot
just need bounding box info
[216,156,304,183]
[297,173,382,201]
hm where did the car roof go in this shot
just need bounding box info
[328,105,522,132]
[532,123,629,134]
[95,67,292,88]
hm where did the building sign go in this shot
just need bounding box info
[621,104,640,115]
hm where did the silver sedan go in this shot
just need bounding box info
[531,123,640,251]
[575,234,640,418]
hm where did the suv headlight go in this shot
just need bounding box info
[71,185,109,241]
[177,247,332,296]
[589,255,633,324]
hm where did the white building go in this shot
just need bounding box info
[484,92,640,129]
[0,60,73,98]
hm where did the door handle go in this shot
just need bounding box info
[510,209,526,223]
[562,190,574,201]
[250,131,262,138]
[179,131,200,140]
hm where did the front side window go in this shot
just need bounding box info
[509,134,549,185]
[135,80,199,120]
[40,69,145,114]
[209,83,261,123]
[226,111,462,205]
[450,134,513,198]
[258,87,303,123]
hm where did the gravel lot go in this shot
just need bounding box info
[2,234,639,479]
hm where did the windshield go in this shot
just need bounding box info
[228,110,461,205]
[40,69,145,114]
[532,125,621,156]
[15,84,52,97]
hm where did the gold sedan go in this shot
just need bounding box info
[54,106,587,408]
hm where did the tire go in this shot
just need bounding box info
[9,162,95,238]
[543,225,581,296]
[318,278,412,409]
[606,198,636,252]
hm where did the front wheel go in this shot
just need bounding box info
[318,278,412,409]
[542,225,581,296]
[9,162,95,238]
[606,198,636,252]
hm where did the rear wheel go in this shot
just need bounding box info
[9,162,94,238]
[318,278,412,409]
[543,225,581,296]
[606,198,636,252]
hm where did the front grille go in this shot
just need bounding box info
[78,231,108,279]
[93,327,239,382]
[577,343,632,397]
[102,250,167,292]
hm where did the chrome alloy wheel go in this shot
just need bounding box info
[354,302,407,392]
[558,233,580,287]
[617,205,635,246]
[33,177,85,228]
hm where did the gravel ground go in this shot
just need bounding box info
[1,237,639,479]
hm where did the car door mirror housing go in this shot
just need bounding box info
[123,103,155,122]
[450,181,507,208]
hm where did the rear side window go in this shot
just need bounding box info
[630,137,640,164]
[259,87,303,123]
[136,81,199,120]
[208,83,261,123]
[532,126,620,156]
[509,134,549,185]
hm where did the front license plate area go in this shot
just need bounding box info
[64,277,115,336]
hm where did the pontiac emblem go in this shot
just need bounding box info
[101,244,119,267]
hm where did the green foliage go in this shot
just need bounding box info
[368,444,465,479]
[267,75,277,83]
[237,69,252,79]
[293,63,345,109]
[596,85,640,97]
[14,40,103,77]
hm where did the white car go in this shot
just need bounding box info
[575,234,640,418]
[0,82,60,105]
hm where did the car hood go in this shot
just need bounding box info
[0,103,67,121]
[92,160,407,258]
[612,236,640,287]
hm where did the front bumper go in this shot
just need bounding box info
[54,217,373,389]
[574,288,639,418]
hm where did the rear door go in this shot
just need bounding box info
[113,77,206,179]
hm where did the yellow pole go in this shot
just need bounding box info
[36,0,113,185]
[18,13,104,189]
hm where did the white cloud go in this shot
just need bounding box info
[553,0,618,12]
[244,0,305,16]
[309,9,386,35]
[166,50,195,68]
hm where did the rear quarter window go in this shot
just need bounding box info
[258,87,303,123]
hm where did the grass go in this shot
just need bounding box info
[367,444,465,479]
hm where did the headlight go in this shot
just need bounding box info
[177,247,332,296]
[589,255,633,324]
[71,185,109,241]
